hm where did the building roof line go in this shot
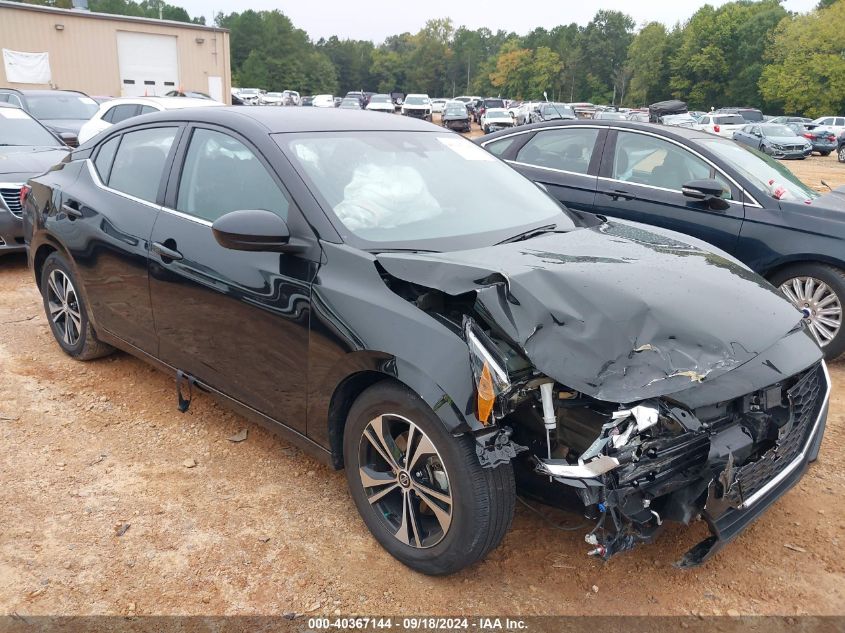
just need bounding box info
[0,0,228,34]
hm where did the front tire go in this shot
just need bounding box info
[343,381,515,575]
[40,252,113,360]
[838,146,845,163]
[770,263,845,360]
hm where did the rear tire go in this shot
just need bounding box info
[343,381,515,575]
[838,146,845,163]
[40,252,113,361]
[770,263,845,361]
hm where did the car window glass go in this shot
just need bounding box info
[485,135,521,157]
[108,127,177,202]
[515,128,599,175]
[837,118,845,126]
[94,135,120,182]
[177,128,289,223]
[7,94,22,107]
[139,105,157,115]
[105,104,138,124]
[612,132,710,190]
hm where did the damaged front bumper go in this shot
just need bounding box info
[527,361,830,567]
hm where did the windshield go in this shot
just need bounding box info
[26,94,97,120]
[0,108,62,146]
[279,131,576,249]
[762,125,798,137]
[484,99,505,109]
[241,89,260,95]
[598,112,627,120]
[713,115,746,125]
[370,95,391,103]
[700,138,819,202]
[405,96,430,105]
[486,111,509,119]
[267,92,283,97]
[445,106,466,116]
[340,99,360,107]
[541,104,574,118]
[739,110,764,122]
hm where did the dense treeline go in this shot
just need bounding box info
[10,0,845,115]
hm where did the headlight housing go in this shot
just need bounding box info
[464,318,511,424]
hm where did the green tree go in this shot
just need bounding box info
[580,10,634,103]
[626,22,669,107]
[760,0,845,116]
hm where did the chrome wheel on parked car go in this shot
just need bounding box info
[839,146,845,163]
[358,413,452,548]
[779,276,842,347]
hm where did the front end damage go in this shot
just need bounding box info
[375,222,830,566]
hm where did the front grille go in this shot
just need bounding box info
[723,364,824,505]
[0,187,23,217]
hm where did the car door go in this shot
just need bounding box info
[64,124,181,353]
[593,129,745,255]
[148,124,318,433]
[490,126,605,214]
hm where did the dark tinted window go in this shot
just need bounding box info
[108,127,177,202]
[26,94,98,120]
[94,135,120,181]
[484,99,505,109]
[177,128,288,223]
[516,128,600,175]
[103,104,138,124]
[484,134,521,157]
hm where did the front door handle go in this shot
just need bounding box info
[152,241,183,262]
[608,189,635,201]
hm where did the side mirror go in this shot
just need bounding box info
[58,132,78,146]
[682,179,731,211]
[211,209,307,253]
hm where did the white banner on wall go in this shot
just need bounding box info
[2,49,52,84]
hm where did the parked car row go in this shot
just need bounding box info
[11,107,831,581]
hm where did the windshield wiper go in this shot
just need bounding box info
[497,223,562,245]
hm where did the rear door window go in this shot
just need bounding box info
[515,128,600,175]
[103,104,139,124]
[107,127,178,203]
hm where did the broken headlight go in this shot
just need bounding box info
[464,318,511,425]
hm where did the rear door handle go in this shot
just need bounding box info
[61,202,82,219]
[152,241,183,262]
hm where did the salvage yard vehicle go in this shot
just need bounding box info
[479,119,845,358]
[480,108,514,133]
[0,88,98,146]
[78,96,222,144]
[732,124,811,160]
[441,101,471,132]
[401,94,433,120]
[23,108,830,576]
[694,113,747,138]
[810,116,845,137]
[0,104,70,256]
[786,124,836,156]
[530,102,576,124]
[365,94,396,114]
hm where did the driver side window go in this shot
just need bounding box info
[176,128,289,223]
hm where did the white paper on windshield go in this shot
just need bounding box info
[0,108,29,119]
[437,136,494,161]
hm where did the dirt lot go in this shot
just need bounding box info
[0,154,844,618]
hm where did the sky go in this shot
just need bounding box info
[177,0,819,42]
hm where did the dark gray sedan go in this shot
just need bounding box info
[732,123,812,159]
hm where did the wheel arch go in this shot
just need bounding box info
[31,236,72,290]
[761,256,845,281]
[324,357,474,470]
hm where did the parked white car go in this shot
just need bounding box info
[480,108,515,133]
[78,97,222,144]
[260,92,286,106]
[694,113,747,138]
[365,94,395,113]
[515,102,538,125]
[312,94,335,108]
[431,99,447,114]
[401,94,433,121]
[811,116,845,136]
[236,88,263,105]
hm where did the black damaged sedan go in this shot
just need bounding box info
[23,108,829,575]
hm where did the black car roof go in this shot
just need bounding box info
[478,119,717,143]
[102,105,440,136]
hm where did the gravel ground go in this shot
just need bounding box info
[0,150,843,617]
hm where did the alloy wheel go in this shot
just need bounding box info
[839,146,845,163]
[357,414,453,549]
[780,276,842,347]
[46,269,82,347]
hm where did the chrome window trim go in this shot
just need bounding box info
[739,361,831,509]
[507,160,596,180]
[481,124,764,208]
[86,159,212,228]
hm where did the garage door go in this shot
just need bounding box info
[116,32,179,97]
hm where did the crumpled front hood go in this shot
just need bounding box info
[767,135,808,146]
[377,221,812,403]
[0,147,70,176]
